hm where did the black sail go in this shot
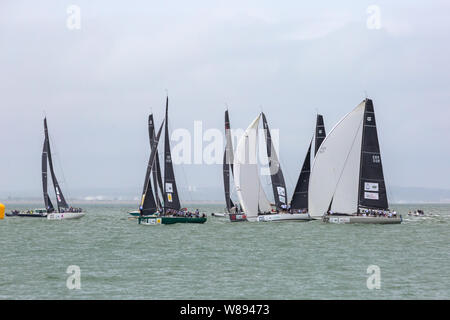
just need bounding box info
[148,114,162,209]
[223,110,235,212]
[261,112,287,209]
[140,115,159,214]
[314,114,326,157]
[223,151,233,213]
[41,134,54,212]
[358,99,389,210]
[44,118,69,212]
[290,139,312,211]
[290,114,326,211]
[140,121,165,215]
[150,114,164,205]
[224,110,234,175]
[163,97,181,211]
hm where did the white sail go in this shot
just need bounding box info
[234,114,272,219]
[331,120,363,214]
[258,179,272,214]
[308,101,365,217]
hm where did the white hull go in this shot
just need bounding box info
[248,213,312,222]
[323,215,402,224]
[211,212,228,218]
[47,212,86,220]
[140,217,162,225]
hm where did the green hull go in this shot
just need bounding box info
[138,216,207,225]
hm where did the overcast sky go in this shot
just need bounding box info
[1,1,450,200]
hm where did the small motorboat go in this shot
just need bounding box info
[415,209,425,216]
[408,210,425,216]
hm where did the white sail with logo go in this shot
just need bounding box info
[234,114,272,221]
[308,101,365,218]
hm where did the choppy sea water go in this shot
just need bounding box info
[0,203,449,300]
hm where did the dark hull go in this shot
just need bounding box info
[6,213,46,218]
[138,216,207,225]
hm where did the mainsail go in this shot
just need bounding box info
[234,114,272,220]
[41,128,54,212]
[314,114,326,157]
[290,114,326,211]
[44,118,69,212]
[358,99,388,210]
[309,100,385,217]
[223,152,233,213]
[163,97,181,211]
[223,110,235,213]
[148,114,163,210]
[140,120,165,215]
[290,139,312,211]
[261,113,287,209]
[140,115,159,215]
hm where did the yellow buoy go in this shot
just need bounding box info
[0,203,5,220]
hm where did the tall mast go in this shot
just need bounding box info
[261,112,287,210]
[163,97,181,211]
[357,99,388,210]
[140,120,165,215]
[44,118,69,212]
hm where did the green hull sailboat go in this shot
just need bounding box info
[132,97,207,225]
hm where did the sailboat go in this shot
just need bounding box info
[137,97,207,225]
[290,114,326,215]
[8,118,85,220]
[211,110,247,221]
[233,113,311,222]
[308,99,402,224]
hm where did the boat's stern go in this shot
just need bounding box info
[229,213,247,222]
[138,216,163,225]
